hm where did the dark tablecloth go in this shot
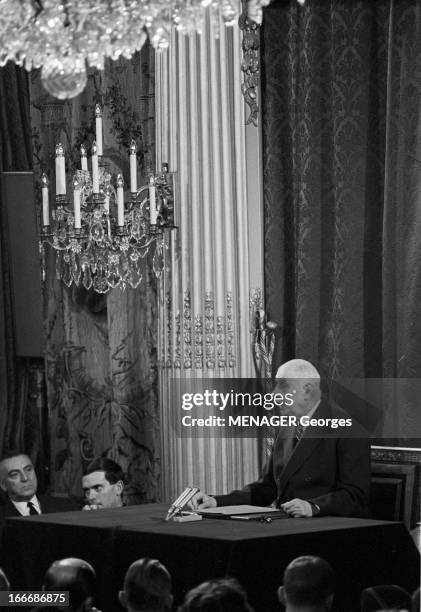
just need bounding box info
[4,504,420,612]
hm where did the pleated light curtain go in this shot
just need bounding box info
[155,10,265,501]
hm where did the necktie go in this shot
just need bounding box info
[27,501,39,515]
[293,423,304,448]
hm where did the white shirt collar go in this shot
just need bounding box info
[11,495,41,516]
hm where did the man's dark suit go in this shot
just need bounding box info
[0,494,76,588]
[215,400,371,517]
[0,494,75,538]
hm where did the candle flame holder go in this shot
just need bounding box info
[40,164,176,294]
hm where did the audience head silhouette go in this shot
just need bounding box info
[278,556,335,612]
[119,558,173,612]
[360,584,412,612]
[0,450,38,502]
[0,568,10,590]
[178,577,254,612]
[43,557,96,612]
[412,588,420,612]
[82,457,124,509]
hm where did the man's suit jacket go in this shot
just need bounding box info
[0,493,76,587]
[215,400,371,517]
[0,493,75,538]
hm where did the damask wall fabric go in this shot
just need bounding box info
[262,0,421,445]
[29,45,160,500]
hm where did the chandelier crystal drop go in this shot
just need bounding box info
[0,0,274,99]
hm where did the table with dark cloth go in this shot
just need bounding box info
[4,504,420,612]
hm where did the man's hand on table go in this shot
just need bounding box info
[281,498,314,517]
[82,504,101,511]
[189,491,217,510]
[189,492,317,516]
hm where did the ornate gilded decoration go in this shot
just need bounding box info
[183,290,192,369]
[239,0,262,127]
[205,292,216,370]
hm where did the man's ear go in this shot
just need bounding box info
[277,586,286,604]
[118,590,127,608]
[82,595,94,611]
[116,480,124,495]
[0,469,7,493]
[326,593,334,609]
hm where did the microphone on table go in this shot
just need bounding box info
[165,487,199,521]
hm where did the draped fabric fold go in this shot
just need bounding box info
[0,63,33,457]
[262,0,421,444]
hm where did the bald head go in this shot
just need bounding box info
[275,359,321,416]
[44,558,96,612]
[279,555,335,611]
[276,359,320,381]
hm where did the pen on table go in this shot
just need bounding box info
[259,515,272,523]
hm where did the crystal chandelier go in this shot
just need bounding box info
[40,105,176,294]
[0,0,274,100]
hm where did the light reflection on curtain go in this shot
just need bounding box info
[262,0,421,445]
[29,46,161,500]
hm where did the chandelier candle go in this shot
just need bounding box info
[95,104,103,156]
[117,174,125,227]
[91,142,99,193]
[149,176,157,225]
[130,140,137,194]
[73,177,81,229]
[55,144,66,196]
[104,193,110,214]
[80,145,88,171]
[41,173,50,226]
[38,135,175,291]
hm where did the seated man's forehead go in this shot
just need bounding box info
[2,455,33,472]
[82,470,108,487]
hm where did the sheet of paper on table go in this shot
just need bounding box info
[197,505,281,515]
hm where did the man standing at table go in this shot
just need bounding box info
[192,359,370,518]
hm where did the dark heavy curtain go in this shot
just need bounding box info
[0,63,34,457]
[262,0,421,442]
